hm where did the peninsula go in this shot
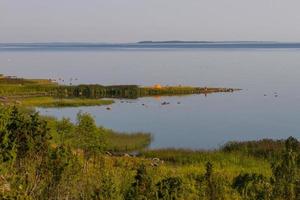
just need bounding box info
[0,74,239,107]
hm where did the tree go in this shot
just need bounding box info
[55,117,73,144]
[75,112,106,161]
[0,107,50,166]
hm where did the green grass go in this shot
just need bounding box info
[19,97,114,107]
[139,149,271,177]
[221,139,287,161]
[105,130,152,152]
[0,77,56,85]
[0,84,58,96]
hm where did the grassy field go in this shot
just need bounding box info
[139,149,271,177]
[18,96,114,107]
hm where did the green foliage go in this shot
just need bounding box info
[90,169,119,200]
[156,177,183,200]
[0,75,236,100]
[271,137,300,200]
[41,145,80,199]
[55,117,73,144]
[126,164,155,200]
[74,112,106,160]
[48,114,151,152]
[0,106,50,165]
[222,139,287,161]
[194,162,238,200]
[232,173,271,200]
[20,97,114,108]
[139,149,271,176]
[106,130,152,152]
[2,105,300,199]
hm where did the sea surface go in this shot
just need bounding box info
[1,42,300,149]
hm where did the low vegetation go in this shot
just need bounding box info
[1,106,300,199]
[19,97,114,108]
[221,139,287,161]
[106,131,152,152]
[44,112,152,153]
[0,75,238,100]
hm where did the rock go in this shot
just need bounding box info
[150,158,161,167]
[123,153,131,157]
[151,162,159,167]
[161,102,170,105]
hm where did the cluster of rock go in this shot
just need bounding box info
[105,151,164,167]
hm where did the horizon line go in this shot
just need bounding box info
[1,40,300,44]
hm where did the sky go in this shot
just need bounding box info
[1,0,300,43]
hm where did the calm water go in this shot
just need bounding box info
[1,46,300,149]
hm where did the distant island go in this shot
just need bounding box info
[137,40,277,44]
[1,41,300,50]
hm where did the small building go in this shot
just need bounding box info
[153,84,162,89]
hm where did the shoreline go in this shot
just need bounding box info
[0,74,240,107]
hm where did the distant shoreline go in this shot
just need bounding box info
[137,40,279,44]
[1,41,300,51]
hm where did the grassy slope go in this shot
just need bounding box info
[140,149,271,177]
[45,114,270,181]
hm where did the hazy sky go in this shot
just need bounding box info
[1,0,300,42]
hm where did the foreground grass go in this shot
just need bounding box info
[139,149,271,178]
[1,105,297,199]
[71,150,271,200]
[19,97,114,107]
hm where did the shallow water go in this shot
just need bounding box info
[1,47,300,149]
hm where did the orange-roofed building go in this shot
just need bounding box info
[153,84,162,89]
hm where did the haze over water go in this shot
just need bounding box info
[1,43,300,149]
